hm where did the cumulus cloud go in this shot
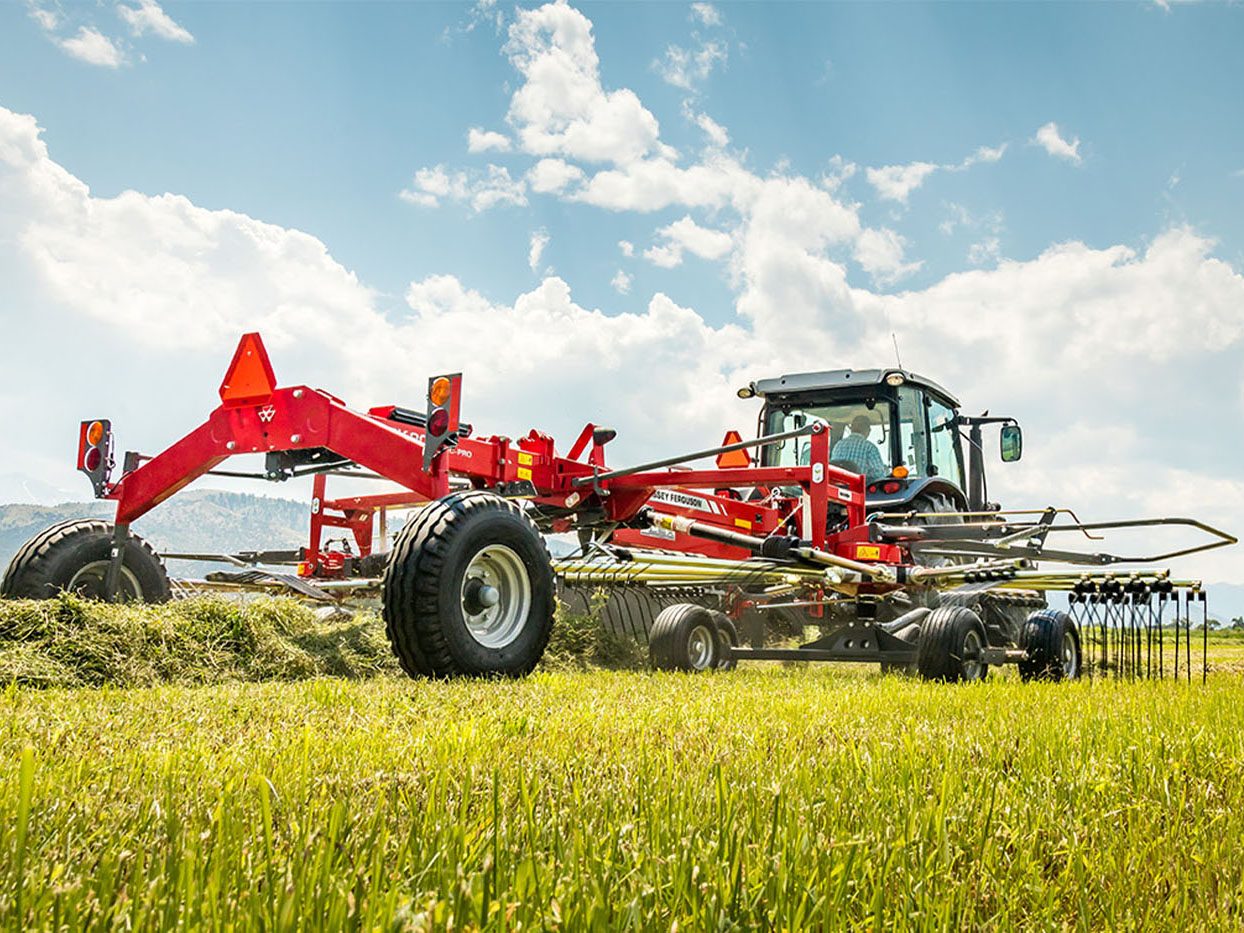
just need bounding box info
[644,215,733,268]
[1034,121,1082,164]
[467,128,511,153]
[503,3,669,165]
[57,26,127,68]
[611,269,632,294]
[618,240,634,257]
[690,110,729,148]
[865,161,939,204]
[526,158,585,194]
[117,0,194,43]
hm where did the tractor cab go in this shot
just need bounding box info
[742,368,1022,514]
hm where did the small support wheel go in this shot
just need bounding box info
[1,519,170,602]
[649,604,719,672]
[1018,609,1082,682]
[916,606,989,682]
[382,491,555,678]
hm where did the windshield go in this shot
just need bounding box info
[763,402,893,481]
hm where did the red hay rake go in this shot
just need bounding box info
[2,333,1235,681]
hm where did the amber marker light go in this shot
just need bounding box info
[429,377,452,407]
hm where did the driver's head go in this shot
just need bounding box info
[850,415,872,436]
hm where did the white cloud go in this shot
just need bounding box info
[657,39,727,90]
[967,236,1001,266]
[865,161,938,204]
[691,111,729,148]
[57,27,126,68]
[528,229,549,271]
[853,228,922,285]
[821,155,856,192]
[955,143,1007,170]
[400,164,525,211]
[467,128,511,153]
[611,269,632,294]
[117,0,194,43]
[503,2,668,165]
[1033,121,1082,164]
[644,215,733,268]
[526,158,584,194]
[618,240,634,257]
[29,6,60,31]
[690,3,721,27]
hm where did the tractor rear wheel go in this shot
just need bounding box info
[0,519,170,602]
[1018,609,1081,682]
[710,611,738,671]
[649,603,719,672]
[383,491,555,679]
[916,606,988,682]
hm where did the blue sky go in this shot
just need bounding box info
[1,0,1242,585]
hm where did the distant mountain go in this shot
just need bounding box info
[0,490,309,577]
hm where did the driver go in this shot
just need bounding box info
[831,414,887,480]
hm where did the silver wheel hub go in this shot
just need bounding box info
[67,561,142,600]
[687,624,715,670]
[461,544,531,649]
[1062,630,1079,678]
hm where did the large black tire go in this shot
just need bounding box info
[916,606,988,682]
[1018,609,1081,682]
[649,603,719,672]
[710,611,738,671]
[910,493,965,569]
[0,519,170,602]
[383,491,555,679]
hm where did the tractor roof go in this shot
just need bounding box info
[752,368,960,407]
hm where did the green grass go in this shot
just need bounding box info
[4,654,1244,928]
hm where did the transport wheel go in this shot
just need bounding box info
[0,519,170,602]
[710,611,738,671]
[648,603,719,672]
[916,606,989,683]
[383,491,554,679]
[1018,609,1081,682]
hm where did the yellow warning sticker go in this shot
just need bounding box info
[517,452,534,465]
[855,545,881,560]
[734,518,753,530]
[517,467,532,481]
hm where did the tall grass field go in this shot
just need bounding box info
[3,596,1243,928]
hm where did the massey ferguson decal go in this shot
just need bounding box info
[649,489,724,514]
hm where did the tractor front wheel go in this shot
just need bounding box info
[916,606,989,682]
[383,491,555,679]
[0,519,170,602]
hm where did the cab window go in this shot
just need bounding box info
[896,386,930,477]
[928,397,962,484]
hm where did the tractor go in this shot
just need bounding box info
[742,367,1023,520]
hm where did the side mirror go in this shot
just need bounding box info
[1000,424,1023,462]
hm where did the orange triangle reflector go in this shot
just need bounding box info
[219,333,277,407]
[715,430,751,469]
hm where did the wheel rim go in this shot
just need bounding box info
[1061,630,1079,678]
[460,544,531,649]
[67,561,142,600]
[687,624,715,670]
[961,628,984,681]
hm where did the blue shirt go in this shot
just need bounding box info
[831,433,888,480]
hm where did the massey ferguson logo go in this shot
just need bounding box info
[257,405,276,423]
